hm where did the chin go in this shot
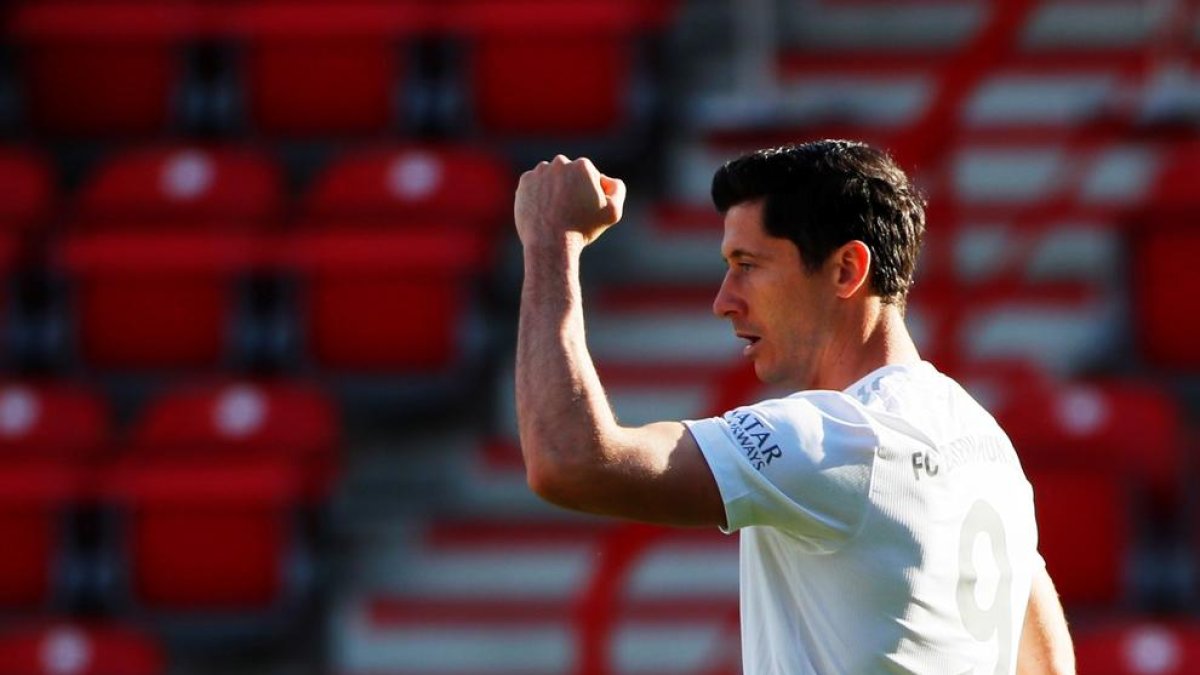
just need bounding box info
[755,362,811,391]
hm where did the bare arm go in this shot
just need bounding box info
[514,156,725,528]
[1017,566,1075,674]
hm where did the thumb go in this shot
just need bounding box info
[599,175,626,223]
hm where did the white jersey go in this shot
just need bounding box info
[684,361,1041,675]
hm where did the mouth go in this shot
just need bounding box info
[736,332,761,356]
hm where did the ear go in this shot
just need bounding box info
[831,240,871,299]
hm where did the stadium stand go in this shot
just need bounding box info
[2,0,1200,672]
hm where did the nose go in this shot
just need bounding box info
[712,271,741,318]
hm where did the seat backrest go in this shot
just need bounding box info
[0,382,109,461]
[74,146,282,229]
[130,380,337,459]
[1075,621,1200,675]
[304,145,512,230]
[0,622,164,675]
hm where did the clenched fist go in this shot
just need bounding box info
[514,155,626,248]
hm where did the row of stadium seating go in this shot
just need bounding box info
[7,613,1200,674]
[0,144,513,373]
[2,140,1199,374]
[0,379,337,622]
[2,0,677,138]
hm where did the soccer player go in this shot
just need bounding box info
[513,141,1074,674]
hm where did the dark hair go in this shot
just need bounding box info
[711,139,925,306]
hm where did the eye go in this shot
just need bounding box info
[737,262,754,272]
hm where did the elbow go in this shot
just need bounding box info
[523,443,593,511]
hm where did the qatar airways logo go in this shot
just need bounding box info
[725,409,783,471]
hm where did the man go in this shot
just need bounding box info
[513,140,1074,674]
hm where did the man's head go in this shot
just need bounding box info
[711,139,925,308]
[709,140,925,389]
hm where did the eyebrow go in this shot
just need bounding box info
[723,248,763,262]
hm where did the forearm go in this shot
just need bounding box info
[516,238,619,501]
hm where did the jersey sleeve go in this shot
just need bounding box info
[685,392,880,553]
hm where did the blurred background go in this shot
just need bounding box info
[0,0,1197,673]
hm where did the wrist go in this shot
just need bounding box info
[521,231,588,258]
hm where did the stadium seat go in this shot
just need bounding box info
[230,2,428,135]
[73,146,283,230]
[1002,378,1182,514]
[296,145,512,373]
[1131,224,1200,369]
[279,228,489,371]
[57,231,265,369]
[10,2,199,136]
[55,146,280,370]
[1074,620,1200,675]
[0,620,164,675]
[99,456,304,611]
[129,379,339,503]
[442,0,676,136]
[0,381,109,611]
[1026,468,1133,608]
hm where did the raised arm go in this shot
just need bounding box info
[513,156,725,528]
[1017,566,1075,674]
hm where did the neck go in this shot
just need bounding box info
[813,300,922,391]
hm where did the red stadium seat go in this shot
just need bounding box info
[10,2,199,136]
[74,146,283,230]
[1131,224,1200,369]
[304,144,512,232]
[58,231,265,369]
[443,0,676,135]
[229,2,428,135]
[57,146,279,369]
[998,378,1183,513]
[0,621,164,675]
[279,228,489,371]
[100,457,303,610]
[1075,620,1200,675]
[129,379,339,502]
[0,382,109,610]
[1027,468,1132,608]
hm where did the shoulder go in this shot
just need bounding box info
[715,391,882,458]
